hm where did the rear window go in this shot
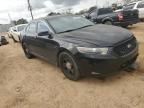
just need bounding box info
[124,3,136,10]
[98,8,113,15]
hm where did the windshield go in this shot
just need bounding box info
[17,25,27,31]
[48,16,95,33]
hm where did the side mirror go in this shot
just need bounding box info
[38,31,53,39]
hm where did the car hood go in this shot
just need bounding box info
[57,24,133,47]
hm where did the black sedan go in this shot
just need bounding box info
[21,15,138,81]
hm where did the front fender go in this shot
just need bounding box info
[59,41,78,55]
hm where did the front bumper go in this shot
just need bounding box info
[75,47,138,77]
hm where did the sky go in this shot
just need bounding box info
[0,0,120,24]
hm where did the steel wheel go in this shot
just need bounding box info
[59,52,80,81]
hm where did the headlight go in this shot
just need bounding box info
[77,47,109,55]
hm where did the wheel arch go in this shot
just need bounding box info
[102,17,113,24]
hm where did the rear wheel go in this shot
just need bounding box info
[59,52,81,81]
[104,21,113,25]
[22,43,34,59]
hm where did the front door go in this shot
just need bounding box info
[35,21,59,64]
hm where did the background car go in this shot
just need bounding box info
[9,24,27,42]
[85,7,139,27]
[0,36,9,46]
[21,15,138,81]
[124,1,144,21]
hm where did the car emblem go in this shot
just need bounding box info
[127,44,132,48]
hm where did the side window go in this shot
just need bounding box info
[137,2,144,8]
[98,8,113,15]
[26,23,37,34]
[37,22,49,34]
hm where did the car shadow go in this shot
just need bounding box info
[78,61,144,85]
[35,56,143,84]
[127,26,137,30]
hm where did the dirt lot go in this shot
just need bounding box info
[0,23,144,108]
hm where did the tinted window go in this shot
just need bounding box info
[98,8,113,15]
[27,23,37,34]
[37,22,49,34]
[137,2,144,8]
[124,3,136,10]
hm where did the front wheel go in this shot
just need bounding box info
[22,43,34,59]
[104,21,113,25]
[59,52,81,81]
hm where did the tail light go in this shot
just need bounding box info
[118,13,124,21]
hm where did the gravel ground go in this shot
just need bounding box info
[0,23,144,108]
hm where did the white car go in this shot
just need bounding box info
[124,1,144,20]
[9,24,27,42]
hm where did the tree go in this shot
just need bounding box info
[75,6,97,15]
[16,18,28,25]
[12,18,28,25]
[47,12,61,16]
[75,9,88,15]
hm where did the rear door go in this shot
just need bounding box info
[97,8,114,23]
[35,21,59,63]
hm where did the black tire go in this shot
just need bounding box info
[122,25,128,28]
[104,21,113,25]
[59,52,81,81]
[22,43,34,59]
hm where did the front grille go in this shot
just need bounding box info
[114,37,137,56]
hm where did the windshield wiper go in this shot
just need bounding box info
[58,29,76,34]
[58,25,93,34]
[77,25,93,29]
